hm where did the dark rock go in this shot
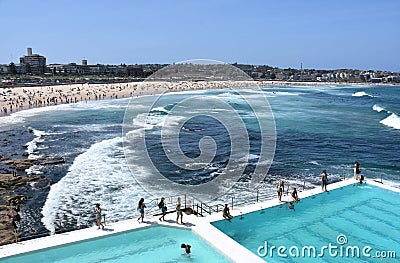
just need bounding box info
[2,159,35,170]
[2,157,65,171]
[0,154,9,161]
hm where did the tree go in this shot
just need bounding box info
[25,63,32,74]
[9,62,17,75]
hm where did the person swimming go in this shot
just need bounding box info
[359,175,365,184]
[181,243,191,254]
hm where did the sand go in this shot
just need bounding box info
[0,81,253,116]
[0,80,368,117]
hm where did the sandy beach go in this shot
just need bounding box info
[0,80,259,116]
[0,80,368,117]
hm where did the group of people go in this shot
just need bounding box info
[136,197,184,225]
[277,182,300,210]
[276,181,301,201]
[93,162,366,234]
[275,161,365,207]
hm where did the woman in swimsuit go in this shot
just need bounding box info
[94,204,104,230]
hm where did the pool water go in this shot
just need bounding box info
[0,226,230,263]
[212,184,399,262]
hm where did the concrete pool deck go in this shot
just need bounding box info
[0,178,398,262]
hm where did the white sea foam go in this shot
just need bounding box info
[248,154,259,160]
[41,137,148,234]
[0,98,130,130]
[352,91,374,97]
[372,104,386,113]
[150,106,170,114]
[380,113,400,130]
[163,89,210,96]
[132,106,185,132]
[25,165,44,175]
[25,128,47,159]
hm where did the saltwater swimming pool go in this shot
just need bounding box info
[0,226,230,263]
[212,183,399,262]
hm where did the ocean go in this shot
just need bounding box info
[1,84,399,238]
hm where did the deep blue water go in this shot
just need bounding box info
[0,85,399,236]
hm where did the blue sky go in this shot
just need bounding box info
[0,0,399,71]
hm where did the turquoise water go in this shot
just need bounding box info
[212,184,400,262]
[0,226,230,263]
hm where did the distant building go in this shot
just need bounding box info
[371,77,382,83]
[0,64,8,74]
[19,48,46,74]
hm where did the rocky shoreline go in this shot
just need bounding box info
[0,155,64,245]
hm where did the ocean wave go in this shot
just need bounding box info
[0,98,130,130]
[308,161,320,165]
[163,89,210,96]
[132,107,185,131]
[352,91,374,97]
[41,137,147,234]
[380,113,400,130]
[372,104,386,113]
[25,128,47,159]
[1,104,74,126]
[150,106,170,114]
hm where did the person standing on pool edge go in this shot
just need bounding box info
[93,203,104,230]
[158,197,167,222]
[276,181,284,201]
[137,198,146,223]
[354,161,361,180]
[176,197,184,224]
[321,170,328,192]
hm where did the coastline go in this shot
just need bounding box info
[0,80,390,118]
[0,81,253,117]
[0,80,262,244]
[1,80,398,246]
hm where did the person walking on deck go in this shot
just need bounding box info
[94,204,104,230]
